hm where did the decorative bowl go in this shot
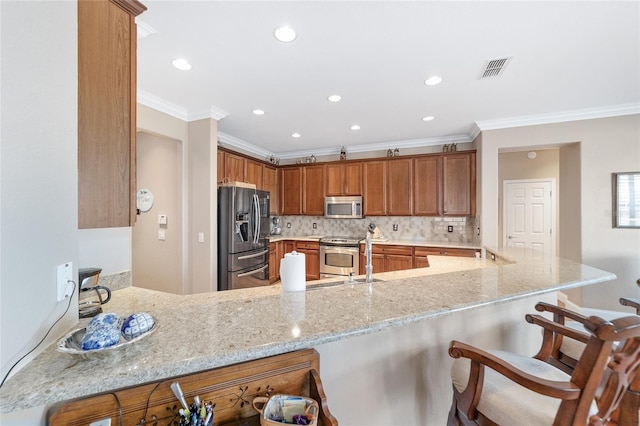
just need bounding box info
[57,317,157,355]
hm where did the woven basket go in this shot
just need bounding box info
[252,394,319,426]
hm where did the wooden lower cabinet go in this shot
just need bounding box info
[47,349,337,426]
[284,240,296,255]
[269,242,278,283]
[296,241,320,281]
[269,241,284,283]
[360,245,413,273]
[361,244,480,272]
[413,246,479,268]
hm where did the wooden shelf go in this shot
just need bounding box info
[47,349,337,426]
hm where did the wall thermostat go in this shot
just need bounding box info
[136,188,154,213]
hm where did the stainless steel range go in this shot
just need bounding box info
[319,236,362,279]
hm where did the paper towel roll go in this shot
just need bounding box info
[280,251,306,292]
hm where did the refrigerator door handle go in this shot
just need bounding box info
[253,194,260,245]
[237,249,269,260]
[237,264,268,278]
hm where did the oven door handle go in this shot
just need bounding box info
[321,246,359,254]
[237,264,268,278]
[237,249,269,260]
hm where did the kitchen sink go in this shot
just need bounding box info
[307,278,383,290]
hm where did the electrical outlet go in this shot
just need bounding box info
[57,262,73,302]
[286,222,291,228]
[393,224,398,231]
[312,223,317,229]
[447,225,454,232]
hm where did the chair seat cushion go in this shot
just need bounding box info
[561,308,624,361]
[451,349,594,425]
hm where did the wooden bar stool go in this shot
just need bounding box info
[448,313,640,425]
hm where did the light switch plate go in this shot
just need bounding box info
[57,262,73,302]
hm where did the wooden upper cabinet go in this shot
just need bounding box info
[78,0,146,229]
[245,159,264,190]
[281,167,302,215]
[217,150,224,184]
[343,162,363,195]
[442,152,476,216]
[224,152,245,183]
[363,161,387,216]
[303,165,325,215]
[413,156,441,216]
[263,165,278,215]
[325,164,343,196]
[325,162,362,196]
[387,158,412,216]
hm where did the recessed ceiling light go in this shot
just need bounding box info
[328,95,342,102]
[252,109,265,115]
[291,133,301,138]
[422,116,435,121]
[424,75,442,86]
[350,125,361,130]
[274,26,296,42]
[171,58,192,71]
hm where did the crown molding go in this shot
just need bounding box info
[217,132,273,159]
[277,134,472,159]
[188,106,229,122]
[137,90,229,122]
[137,90,189,121]
[138,91,638,156]
[474,103,640,132]
[135,17,156,39]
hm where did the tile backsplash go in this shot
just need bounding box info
[275,215,479,243]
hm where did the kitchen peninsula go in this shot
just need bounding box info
[0,248,615,425]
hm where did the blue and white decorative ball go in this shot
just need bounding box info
[121,312,155,340]
[81,325,121,350]
[87,312,121,332]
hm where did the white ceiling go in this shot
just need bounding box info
[136,1,640,159]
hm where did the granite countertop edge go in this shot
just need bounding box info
[0,248,616,413]
[268,235,481,250]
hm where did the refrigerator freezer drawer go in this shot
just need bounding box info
[229,248,269,272]
[228,263,269,290]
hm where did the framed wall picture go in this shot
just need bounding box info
[613,172,640,228]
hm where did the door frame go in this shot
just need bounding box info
[502,178,557,258]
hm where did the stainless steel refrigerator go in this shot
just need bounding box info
[217,186,270,291]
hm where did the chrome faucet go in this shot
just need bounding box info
[365,222,376,283]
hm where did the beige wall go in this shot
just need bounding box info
[0,0,78,391]
[188,119,219,293]
[480,114,640,310]
[498,149,560,253]
[137,106,219,294]
[133,132,183,294]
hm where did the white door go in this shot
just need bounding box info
[503,179,555,257]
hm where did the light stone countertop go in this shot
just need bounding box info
[268,235,481,250]
[0,247,615,413]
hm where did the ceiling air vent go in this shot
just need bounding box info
[481,57,512,79]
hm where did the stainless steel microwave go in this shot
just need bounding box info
[324,196,363,219]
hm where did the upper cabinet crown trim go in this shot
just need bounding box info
[111,0,147,16]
